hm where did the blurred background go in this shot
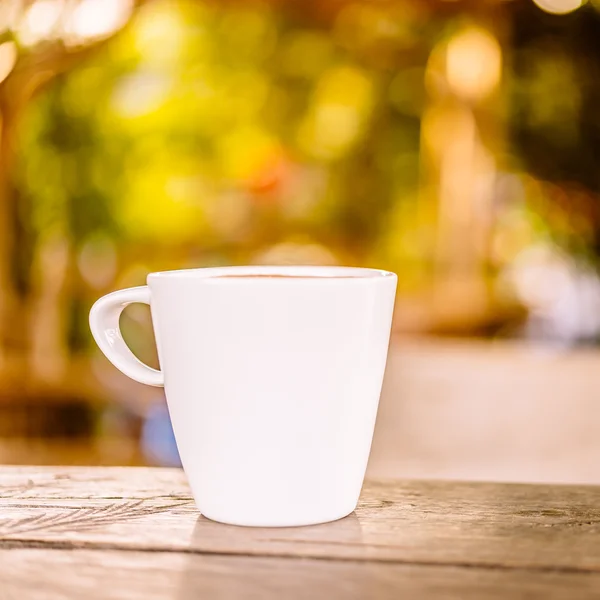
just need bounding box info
[0,0,599,482]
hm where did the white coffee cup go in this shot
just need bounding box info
[90,266,397,527]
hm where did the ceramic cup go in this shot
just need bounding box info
[90,266,397,527]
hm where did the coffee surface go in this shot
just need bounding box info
[212,274,362,279]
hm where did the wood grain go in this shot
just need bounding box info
[2,466,600,598]
[2,549,600,600]
[1,467,600,572]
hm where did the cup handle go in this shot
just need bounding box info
[89,285,164,387]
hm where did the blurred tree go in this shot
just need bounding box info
[509,2,600,259]
[0,0,140,384]
[13,0,436,383]
[12,0,598,391]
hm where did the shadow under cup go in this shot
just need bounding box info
[90,266,397,526]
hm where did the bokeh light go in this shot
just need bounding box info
[0,41,17,84]
[298,66,374,160]
[65,0,134,45]
[446,28,502,101]
[19,0,64,46]
[532,0,587,15]
[0,1,22,32]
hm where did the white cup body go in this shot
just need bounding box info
[91,266,397,526]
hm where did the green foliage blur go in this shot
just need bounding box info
[10,0,600,353]
[14,0,436,353]
[18,2,428,265]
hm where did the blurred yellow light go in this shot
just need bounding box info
[112,73,172,118]
[532,0,586,14]
[446,28,501,101]
[0,42,17,85]
[133,2,187,67]
[65,0,133,44]
[422,105,476,159]
[298,66,373,159]
[19,0,64,46]
[317,66,373,108]
[0,1,22,32]
[299,105,361,157]
[281,31,332,79]
[217,126,281,181]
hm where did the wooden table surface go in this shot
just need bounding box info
[0,467,599,599]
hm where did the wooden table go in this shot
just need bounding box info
[1,467,599,599]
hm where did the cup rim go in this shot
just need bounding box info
[147,265,396,281]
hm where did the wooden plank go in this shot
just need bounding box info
[0,465,188,500]
[2,549,600,600]
[1,467,600,573]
